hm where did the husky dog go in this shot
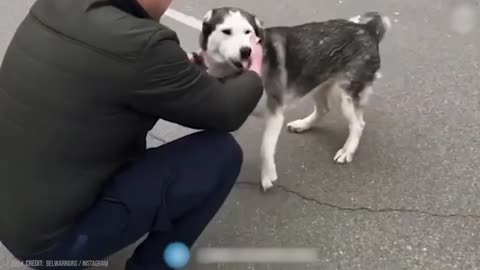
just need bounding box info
[196,7,391,190]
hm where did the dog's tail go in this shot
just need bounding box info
[350,12,391,42]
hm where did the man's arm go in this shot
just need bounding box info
[129,37,263,132]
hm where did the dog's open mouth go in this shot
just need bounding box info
[231,61,243,69]
[230,59,251,70]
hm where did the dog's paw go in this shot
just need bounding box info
[261,178,274,191]
[287,119,313,133]
[334,148,354,164]
[261,168,278,191]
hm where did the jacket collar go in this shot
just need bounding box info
[110,0,152,19]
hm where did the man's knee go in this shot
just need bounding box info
[198,131,243,168]
[163,131,243,219]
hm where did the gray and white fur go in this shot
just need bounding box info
[198,7,391,190]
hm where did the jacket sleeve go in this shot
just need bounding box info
[129,36,264,132]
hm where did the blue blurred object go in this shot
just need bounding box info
[164,242,190,269]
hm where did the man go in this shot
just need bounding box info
[0,0,264,269]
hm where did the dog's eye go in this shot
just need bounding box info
[245,30,252,34]
[222,29,232,35]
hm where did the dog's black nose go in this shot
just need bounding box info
[240,47,252,59]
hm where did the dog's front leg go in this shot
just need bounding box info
[334,92,366,164]
[260,107,284,191]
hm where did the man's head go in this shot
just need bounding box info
[136,0,172,20]
[200,7,263,70]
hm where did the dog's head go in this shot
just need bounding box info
[200,7,263,71]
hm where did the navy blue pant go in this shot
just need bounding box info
[17,131,242,269]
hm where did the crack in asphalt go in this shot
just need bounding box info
[235,181,480,220]
[150,136,477,220]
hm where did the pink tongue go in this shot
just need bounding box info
[241,60,250,69]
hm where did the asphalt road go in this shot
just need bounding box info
[1,0,480,269]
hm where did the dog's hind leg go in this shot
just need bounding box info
[261,107,285,191]
[334,88,368,164]
[287,89,330,133]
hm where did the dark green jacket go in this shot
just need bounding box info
[0,0,263,256]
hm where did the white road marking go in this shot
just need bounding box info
[164,8,202,30]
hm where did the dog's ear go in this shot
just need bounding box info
[203,10,213,23]
[199,10,214,50]
[201,9,214,32]
[252,16,265,41]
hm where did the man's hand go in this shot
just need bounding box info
[188,50,207,69]
[248,36,263,76]
[187,50,200,62]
